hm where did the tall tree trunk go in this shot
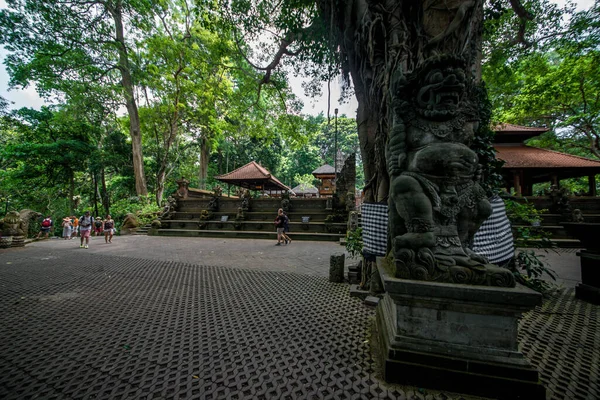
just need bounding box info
[156,168,166,206]
[107,2,148,196]
[324,0,485,203]
[93,172,99,217]
[199,137,210,190]
[101,168,109,216]
[68,169,75,215]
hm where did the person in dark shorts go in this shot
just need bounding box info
[274,208,285,246]
[37,216,53,239]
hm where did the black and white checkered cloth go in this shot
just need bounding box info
[361,203,388,257]
[472,195,515,263]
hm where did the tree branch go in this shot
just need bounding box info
[508,0,534,47]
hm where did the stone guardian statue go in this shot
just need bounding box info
[387,56,514,287]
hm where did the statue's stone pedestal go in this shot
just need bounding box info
[376,260,546,399]
[575,250,600,304]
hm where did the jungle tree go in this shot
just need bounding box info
[0,0,156,196]
[224,0,566,202]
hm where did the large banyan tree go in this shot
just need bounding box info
[226,0,533,202]
[227,0,534,285]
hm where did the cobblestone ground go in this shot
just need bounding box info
[0,238,598,399]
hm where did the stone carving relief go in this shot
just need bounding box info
[160,196,178,220]
[175,177,190,199]
[387,56,514,287]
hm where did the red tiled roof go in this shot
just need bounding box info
[215,161,291,191]
[495,145,600,169]
[217,161,271,180]
[493,123,550,133]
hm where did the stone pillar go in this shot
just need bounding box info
[589,174,597,196]
[329,253,345,283]
[375,259,546,399]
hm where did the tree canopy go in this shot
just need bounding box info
[0,0,598,222]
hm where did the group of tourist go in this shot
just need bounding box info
[36,212,115,248]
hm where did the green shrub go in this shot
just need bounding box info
[505,198,558,293]
[345,227,363,259]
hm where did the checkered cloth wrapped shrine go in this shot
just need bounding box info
[472,195,515,264]
[361,203,388,257]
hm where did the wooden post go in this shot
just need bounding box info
[514,172,522,196]
[589,174,597,196]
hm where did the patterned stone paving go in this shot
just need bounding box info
[0,250,597,399]
[519,288,599,400]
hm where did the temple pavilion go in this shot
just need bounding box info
[494,123,600,196]
[215,161,292,196]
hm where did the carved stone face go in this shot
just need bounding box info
[416,66,466,120]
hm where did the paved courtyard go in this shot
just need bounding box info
[0,237,598,399]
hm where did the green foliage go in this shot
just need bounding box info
[513,250,558,293]
[505,199,557,293]
[472,84,505,196]
[108,195,161,230]
[483,1,600,158]
[345,227,363,259]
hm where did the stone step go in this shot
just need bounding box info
[176,197,330,212]
[160,219,347,234]
[171,211,333,222]
[516,238,581,248]
[512,225,572,240]
[534,214,600,224]
[154,229,344,242]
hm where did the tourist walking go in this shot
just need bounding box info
[71,216,79,238]
[78,211,94,249]
[37,216,53,239]
[61,217,72,240]
[282,212,292,244]
[274,208,285,246]
[103,215,115,244]
[94,217,103,236]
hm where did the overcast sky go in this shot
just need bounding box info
[0,0,595,117]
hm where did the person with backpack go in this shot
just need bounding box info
[78,211,94,249]
[37,216,53,239]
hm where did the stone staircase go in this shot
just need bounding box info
[512,197,600,248]
[151,196,347,242]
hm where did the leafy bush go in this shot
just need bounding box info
[109,195,160,231]
[345,227,363,259]
[505,198,558,293]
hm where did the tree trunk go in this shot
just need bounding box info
[323,0,485,203]
[107,2,148,196]
[93,172,99,217]
[68,169,75,215]
[156,168,166,207]
[101,167,109,216]
[199,137,210,190]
